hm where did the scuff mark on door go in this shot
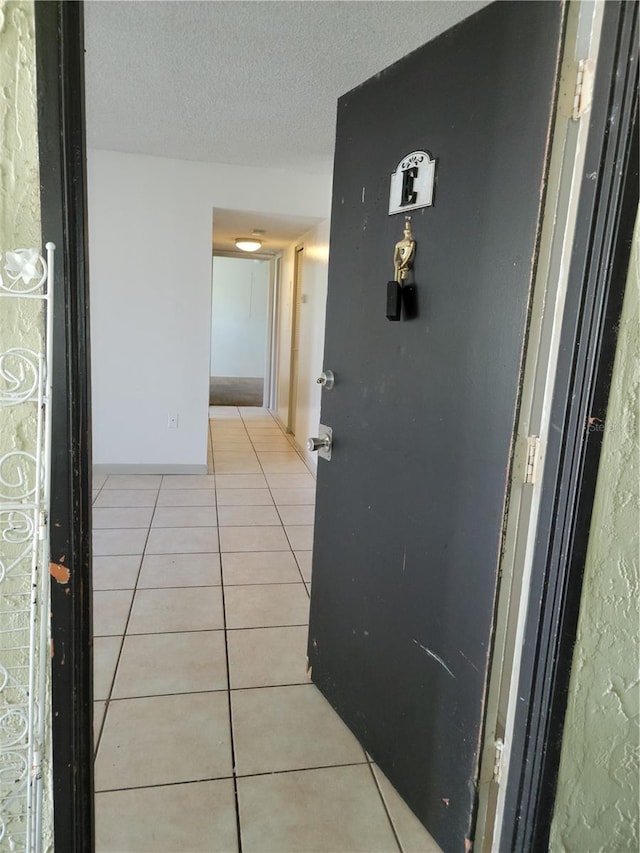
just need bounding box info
[458,649,480,673]
[412,639,456,678]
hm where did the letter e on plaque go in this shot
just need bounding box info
[389,150,436,215]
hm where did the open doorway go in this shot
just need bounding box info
[210,255,272,407]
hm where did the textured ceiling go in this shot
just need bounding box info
[212,207,324,255]
[84,0,489,176]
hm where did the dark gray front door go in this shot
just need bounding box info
[307,3,563,850]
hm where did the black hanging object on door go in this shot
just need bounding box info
[402,283,418,319]
[386,280,402,321]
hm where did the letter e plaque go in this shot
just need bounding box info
[388,150,436,215]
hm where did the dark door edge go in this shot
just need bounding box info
[500,2,638,850]
[35,1,94,850]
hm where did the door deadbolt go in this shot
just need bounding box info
[317,370,335,390]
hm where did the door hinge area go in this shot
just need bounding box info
[572,59,595,121]
[492,738,505,784]
[524,436,541,485]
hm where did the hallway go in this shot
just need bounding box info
[92,406,438,852]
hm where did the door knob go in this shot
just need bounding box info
[317,370,335,390]
[307,435,331,452]
[306,425,333,461]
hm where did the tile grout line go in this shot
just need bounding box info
[93,758,374,796]
[238,408,313,597]
[234,410,315,747]
[95,759,378,795]
[91,477,106,505]
[241,406,314,473]
[215,407,311,845]
[212,408,244,853]
[94,580,306,593]
[94,623,310,639]
[95,680,316,703]
[94,480,162,757]
[366,761,405,853]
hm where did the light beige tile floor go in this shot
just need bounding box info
[92,406,440,853]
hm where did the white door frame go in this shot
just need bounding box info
[474,2,605,849]
[265,254,280,410]
[287,244,305,434]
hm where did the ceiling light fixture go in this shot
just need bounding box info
[235,237,262,252]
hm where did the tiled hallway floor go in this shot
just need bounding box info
[93,406,439,853]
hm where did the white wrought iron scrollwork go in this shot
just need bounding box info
[0,350,41,407]
[0,250,48,295]
[0,244,54,852]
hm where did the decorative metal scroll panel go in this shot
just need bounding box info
[0,245,54,852]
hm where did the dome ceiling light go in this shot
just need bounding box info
[235,238,262,252]
[235,229,265,252]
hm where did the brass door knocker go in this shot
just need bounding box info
[387,217,418,321]
[393,217,416,283]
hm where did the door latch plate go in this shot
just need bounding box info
[317,424,332,461]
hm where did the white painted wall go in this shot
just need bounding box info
[211,256,269,378]
[274,220,331,473]
[88,149,330,470]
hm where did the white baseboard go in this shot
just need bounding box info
[93,464,208,476]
